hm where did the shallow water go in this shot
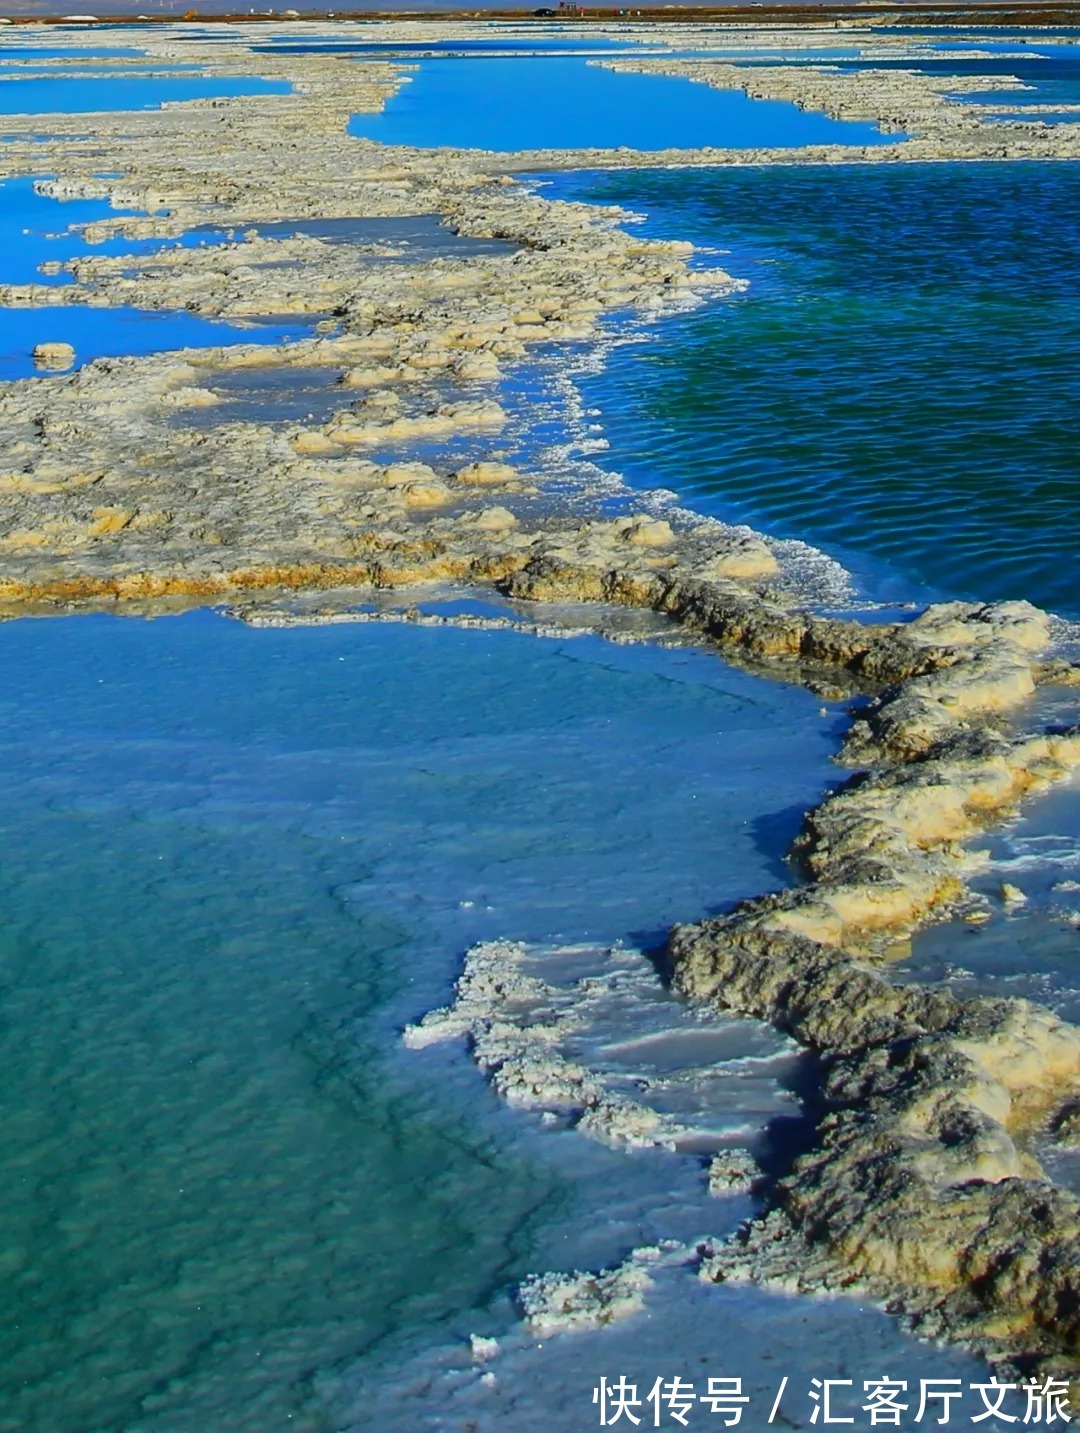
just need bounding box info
[836,47,1080,114]
[356,1265,994,1432]
[0,607,847,1432]
[0,45,146,59]
[902,674,1080,1026]
[0,179,317,373]
[0,32,1077,1429]
[0,174,133,285]
[546,162,1080,617]
[266,35,640,54]
[0,304,312,378]
[0,72,289,115]
[347,54,893,152]
[0,60,202,73]
[900,754,1080,1194]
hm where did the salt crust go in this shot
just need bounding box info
[2,20,1080,1380]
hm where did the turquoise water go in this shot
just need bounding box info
[547,163,1080,617]
[348,55,894,152]
[0,608,844,1432]
[0,74,290,114]
[0,35,1077,1429]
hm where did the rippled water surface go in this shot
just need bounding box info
[2,35,1079,1432]
[836,46,1080,111]
[551,162,1080,616]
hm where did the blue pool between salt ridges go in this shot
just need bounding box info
[0,30,1077,1433]
[0,307,312,379]
[347,54,898,151]
[0,608,853,1432]
[0,179,315,375]
[830,44,1080,118]
[0,72,292,114]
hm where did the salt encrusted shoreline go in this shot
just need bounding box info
[3,18,1080,1387]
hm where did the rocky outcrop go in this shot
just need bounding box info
[666,609,1080,1377]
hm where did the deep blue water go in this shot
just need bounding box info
[348,55,895,152]
[836,49,1080,112]
[546,162,1080,618]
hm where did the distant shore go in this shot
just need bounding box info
[7,2,1080,29]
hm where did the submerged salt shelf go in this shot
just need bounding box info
[352,1262,989,1433]
[348,55,894,152]
[0,606,849,1432]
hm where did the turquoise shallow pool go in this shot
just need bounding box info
[0,608,846,1432]
[348,54,895,152]
[546,162,1080,617]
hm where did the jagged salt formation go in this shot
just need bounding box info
[518,1245,692,1336]
[665,602,1080,1382]
[409,567,1080,1377]
[404,939,690,1151]
[595,53,1070,160]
